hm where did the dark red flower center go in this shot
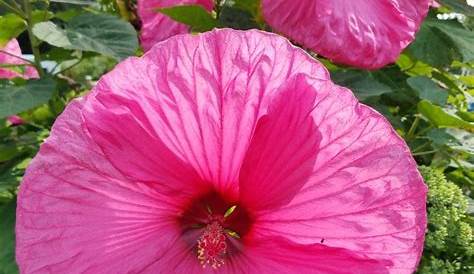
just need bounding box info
[179,191,253,268]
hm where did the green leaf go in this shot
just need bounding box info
[0,78,56,119]
[418,100,474,131]
[158,5,218,32]
[0,14,26,47]
[232,0,263,24]
[0,145,20,162]
[0,11,53,47]
[0,200,18,274]
[410,18,474,66]
[50,0,95,4]
[438,0,474,16]
[434,20,474,63]
[331,70,392,100]
[458,75,474,87]
[54,9,83,21]
[407,76,448,105]
[431,71,464,95]
[456,111,474,122]
[426,128,460,147]
[396,54,433,76]
[32,21,71,47]
[408,19,460,67]
[218,6,259,30]
[33,13,138,60]
[31,10,54,25]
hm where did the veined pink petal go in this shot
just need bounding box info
[138,0,214,51]
[85,29,327,194]
[133,236,391,273]
[430,0,441,8]
[239,74,322,210]
[244,81,426,273]
[16,29,329,273]
[0,39,38,79]
[239,236,391,273]
[261,0,431,69]
[16,99,195,273]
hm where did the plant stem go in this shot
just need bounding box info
[412,150,438,156]
[23,0,45,76]
[54,57,84,75]
[406,116,421,140]
[215,0,225,18]
[412,142,430,153]
[0,49,36,65]
[416,125,434,137]
[0,0,26,18]
[115,0,131,21]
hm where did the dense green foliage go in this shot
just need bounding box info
[0,0,473,273]
[418,166,473,273]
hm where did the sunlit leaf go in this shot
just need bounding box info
[0,11,53,47]
[33,13,138,60]
[0,14,26,47]
[418,100,474,131]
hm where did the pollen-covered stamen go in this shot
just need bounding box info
[197,221,227,269]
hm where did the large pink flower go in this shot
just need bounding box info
[16,29,426,273]
[0,39,38,79]
[261,0,431,69]
[138,0,214,51]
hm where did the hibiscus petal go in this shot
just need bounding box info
[250,82,426,273]
[261,0,431,69]
[16,29,330,272]
[136,236,391,273]
[138,0,214,51]
[83,60,204,194]
[239,74,322,210]
[85,29,328,193]
[16,100,190,273]
[236,236,390,273]
[0,39,38,79]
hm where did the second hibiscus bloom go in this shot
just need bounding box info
[138,0,431,69]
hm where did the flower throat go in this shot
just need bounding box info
[179,191,253,269]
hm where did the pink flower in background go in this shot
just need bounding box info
[138,0,214,51]
[7,115,24,126]
[1,39,38,125]
[0,39,38,79]
[17,29,426,273]
[430,0,441,8]
[262,0,431,69]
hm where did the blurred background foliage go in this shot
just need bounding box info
[0,0,473,273]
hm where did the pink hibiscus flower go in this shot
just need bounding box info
[1,39,38,125]
[138,0,214,51]
[7,115,25,126]
[0,39,38,79]
[430,0,441,8]
[16,29,426,273]
[261,0,431,69]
